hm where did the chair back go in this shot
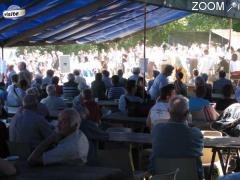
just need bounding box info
[8,141,31,159]
[154,158,198,180]
[191,110,207,122]
[150,168,179,180]
[96,148,133,177]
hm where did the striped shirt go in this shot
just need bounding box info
[63,81,79,101]
[107,87,126,100]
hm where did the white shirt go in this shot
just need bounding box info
[43,130,89,165]
[230,60,240,72]
[149,102,170,127]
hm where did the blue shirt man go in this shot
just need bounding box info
[150,95,203,179]
[213,70,232,93]
[149,65,174,100]
[9,95,53,149]
[189,96,210,111]
[41,85,66,117]
[149,74,168,100]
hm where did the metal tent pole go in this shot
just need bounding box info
[228,19,232,49]
[228,19,232,80]
[1,46,3,60]
[143,4,147,100]
[208,30,211,48]
[1,47,4,83]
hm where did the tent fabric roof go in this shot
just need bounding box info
[0,0,190,47]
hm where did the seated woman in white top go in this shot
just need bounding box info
[147,84,176,129]
[118,80,143,114]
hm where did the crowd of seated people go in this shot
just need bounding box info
[2,61,234,124]
[1,59,240,179]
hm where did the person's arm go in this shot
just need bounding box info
[146,113,152,129]
[28,132,62,166]
[0,158,16,176]
[39,117,54,139]
[118,95,126,113]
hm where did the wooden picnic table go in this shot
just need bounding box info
[106,132,240,179]
[212,93,235,99]
[107,131,240,147]
[97,100,118,107]
[6,161,125,180]
[101,111,146,125]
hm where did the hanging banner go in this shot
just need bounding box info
[140,58,148,74]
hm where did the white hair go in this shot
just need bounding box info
[169,95,189,122]
[59,108,81,128]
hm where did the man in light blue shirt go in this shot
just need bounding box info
[41,85,66,117]
[42,70,54,85]
[9,95,53,149]
[118,80,143,114]
[149,65,174,100]
[128,67,141,81]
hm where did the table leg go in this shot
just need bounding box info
[237,149,240,159]
[217,149,226,175]
[208,149,217,180]
[129,144,135,172]
[138,145,143,170]
[224,148,231,174]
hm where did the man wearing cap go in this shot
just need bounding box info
[149,64,174,100]
[149,95,203,178]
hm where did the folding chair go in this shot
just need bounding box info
[150,168,179,180]
[96,148,136,178]
[154,158,199,180]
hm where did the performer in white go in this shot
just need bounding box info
[198,49,213,74]
[230,53,240,73]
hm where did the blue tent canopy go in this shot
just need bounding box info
[0,0,190,47]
